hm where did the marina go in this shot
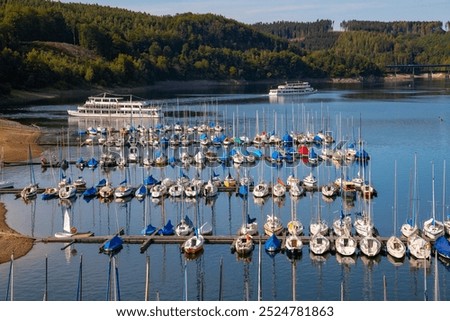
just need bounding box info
[0,80,450,301]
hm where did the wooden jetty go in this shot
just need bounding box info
[38,233,418,254]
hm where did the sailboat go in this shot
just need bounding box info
[182,196,205,255]
[58,180,77,199]
[54,208,76,238]
[423,162,445,240]
[386,161,406,259]
[359,200,382,257]
[99,233,124,255]
[272,177,287,197]
[21,145,39,201]
[252,179,269,198]
[264,233,281,253]
[286,194,303,236]
[408,233,431,260]
[264,182,283,236]
[114,177,134,199]
[359,233,382,257]
[234,233,255,256]
[405,159,431,259]
[285,194,303,257]
[335,229,357,257]
[182,228,204,255]
[433,235,450,260]
[158,219,174,236]
[401,154,419,238]
[238,185,258,236]
[234,186,256,256]
[309,232,330,255]
[333,176,353,237]
[175,215,194,236]
[309,191,329,236]
[98,180,115,199]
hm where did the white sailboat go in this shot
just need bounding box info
[253,179,269,198]
[235,189,255,256]
[182,197,205,255]
[359,233,382,257]
[359,200,382,257]
[386,161,406,259]
[264,167,283,236]
[54,208,76,238]
[21,145,38,201]
[423,162,445,240]
[309,191,329,236]
[408,234,431,260]
[309,193,330,255]
[401,154,419,238]
[334,229,357,256]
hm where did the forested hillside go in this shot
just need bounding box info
[0,0,449,95]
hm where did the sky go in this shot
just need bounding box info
[60,0,449,29]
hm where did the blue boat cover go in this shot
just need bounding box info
[271,150,282,161]
[184,215,194,227]
[83,186,97,198]
[434,235,450,259]
[253,149,263,158]
[142,224,157,235]
[282,132,293,145]
[102,235,123,253]
[309,147,318,159]
[247,214,256,224]
[158,220,174,235]
[87,157,98,168]
[144,175,159,186]
[238,185,249,197]
[96,178,107,188]
[265,234,281,252]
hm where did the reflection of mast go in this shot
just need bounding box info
[76,255,83,301]
[243,261,250,301]
[6,254,14,301]
[433,251,439,301]
[258,240,262,301]
[195,255,204,301]
[144,256,150,301]
[43,256,48,301]
[291,259,296,301]
[106,255,120,301]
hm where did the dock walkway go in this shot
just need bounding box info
[38,233,413,254]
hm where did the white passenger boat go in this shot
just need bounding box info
[268,81,316,96]
[67,93,162,118]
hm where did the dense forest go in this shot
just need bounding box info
[0,0,449,94]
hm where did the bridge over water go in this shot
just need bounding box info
[385,64,450,78]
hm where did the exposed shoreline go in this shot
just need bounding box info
[0,119,41,264]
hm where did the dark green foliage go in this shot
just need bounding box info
[0,0,448,91]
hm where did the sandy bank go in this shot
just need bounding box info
[0,118,42,163]
[0,118,40,264]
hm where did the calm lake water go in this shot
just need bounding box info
[0,79,450,301]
